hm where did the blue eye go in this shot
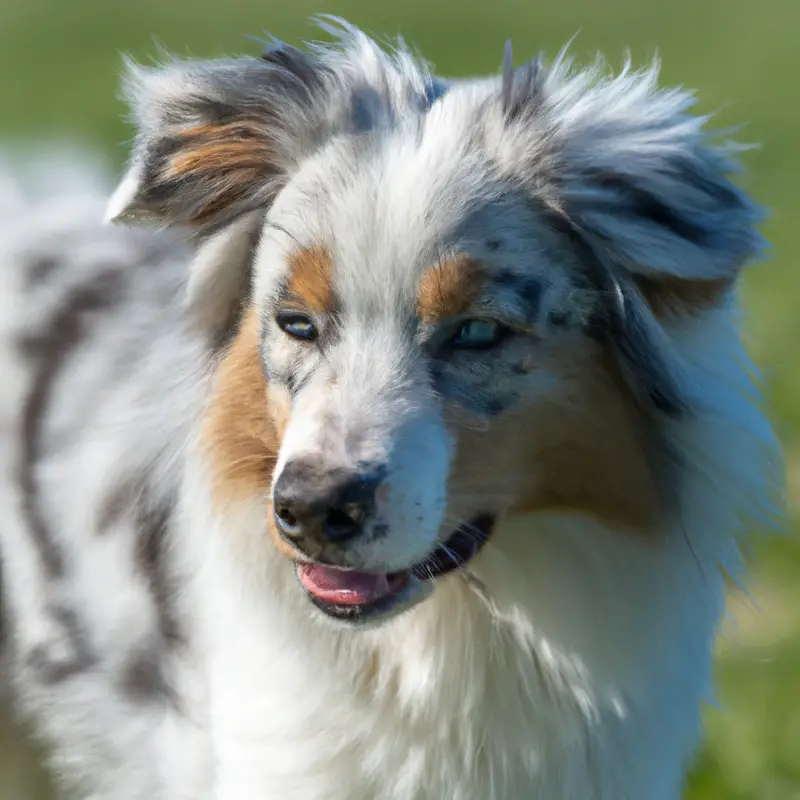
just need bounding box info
[451,319,509,350]
[277,312,318,342]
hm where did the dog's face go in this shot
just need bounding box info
[254,165,613,621]
[109,22,762,625]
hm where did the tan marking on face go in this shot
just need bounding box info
[285,246,335,314]
[201,310,278,503]
[634,274,733,318]
[445,334,663,535]
[417,255,489,320]
[200,309,302,558]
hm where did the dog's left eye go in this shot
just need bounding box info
[450,319,510,350]
[277,312,318,342]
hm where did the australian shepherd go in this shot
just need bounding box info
[0,18,783,800]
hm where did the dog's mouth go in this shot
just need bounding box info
[295,514,496,623]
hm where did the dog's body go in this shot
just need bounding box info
[0,21,782,799]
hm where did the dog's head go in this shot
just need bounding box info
[109,20,763,625]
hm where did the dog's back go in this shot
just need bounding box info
[0,153,210,797]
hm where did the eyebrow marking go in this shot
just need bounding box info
[494,271,544,320]
[284,245,335,314]
[417,257,553,326]
[417,255,489,321]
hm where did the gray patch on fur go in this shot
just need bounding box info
[17,269,127,577]
[24,604,97,686]
[117,641,175,705]
[24,256,60,288]
[135,490,184,650]
[96,477,140,535]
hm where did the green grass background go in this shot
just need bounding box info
[0,1,797,797]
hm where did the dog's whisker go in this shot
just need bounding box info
[436,541,462,567]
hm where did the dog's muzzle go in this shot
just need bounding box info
[294,513,497,624]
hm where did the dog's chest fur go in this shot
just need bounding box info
[179,479,722,800]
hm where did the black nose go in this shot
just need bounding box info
[272,462,383,548]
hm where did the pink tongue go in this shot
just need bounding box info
[298,564,406,606]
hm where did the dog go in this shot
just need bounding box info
[0,17,783,799]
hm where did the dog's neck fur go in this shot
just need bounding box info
[173,306,771,798]
[183,506,717,799]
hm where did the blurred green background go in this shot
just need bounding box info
[0,0,797,797]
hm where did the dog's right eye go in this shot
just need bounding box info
[449,319,510,350]
[276,312,318,342]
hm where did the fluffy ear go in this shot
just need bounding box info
[107,22,448,230]
[107,25,448,336]
[494,53,766,413]
[499,54,765,296]
[104,43,338,339]
[106,43,333,228]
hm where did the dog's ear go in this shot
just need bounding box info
[106,44,332,229]
[107,27,447,337]
[105,43,338,338]
[493,54,765,412]
[498,53,764,290]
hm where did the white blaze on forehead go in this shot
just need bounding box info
[330,140,500,301]
[252,85,507,309]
